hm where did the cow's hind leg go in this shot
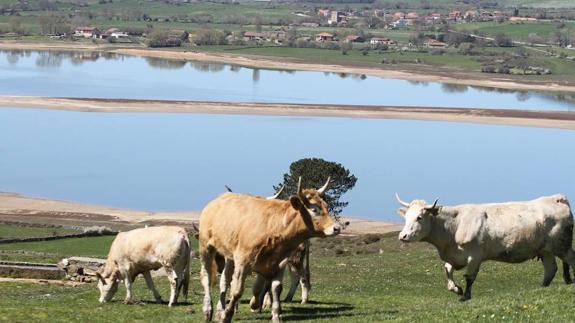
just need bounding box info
[217,259,234,320]
[142,271,163,304]
[460,258,481,302]
[222,261,249,323]
[200,246,216,321]
[563,261,573,284]
[270,269,285,322]
[250,274,270,312]
[164,265,180,307]
[541,253,558,287]
[444,263,463,295]
[560,248,575,284]
[123,275,136,304]
[284,265,299,303]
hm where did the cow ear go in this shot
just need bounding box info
[397,208,407,217]
[290,196,303,210]
[425,207,440,216]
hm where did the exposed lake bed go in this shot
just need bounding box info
[0,48,574,222]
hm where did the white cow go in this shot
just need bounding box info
[96,226,191,306]
[396,194,574,301]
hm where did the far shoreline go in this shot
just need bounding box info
[0,192,402,235]
[1,41,575,93]
[0,96,574,130]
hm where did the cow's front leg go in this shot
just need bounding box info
[444,263,462,295]
[270,270,285,322]
[217,259,234,320]
[222,263,249,323]
[123,276,135,304]
[142,271,163,304]
[460,258,481,302]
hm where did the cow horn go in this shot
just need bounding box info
[191,222,199,234]
[428,198,439,209]
[317,176,330,195]
[224,185,233,193]
[297,177,304,200]
[395,193,410,207]
[266,186,284,200]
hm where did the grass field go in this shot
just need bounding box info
[455,21,575,42]
[0,224,79,239]
[1,232,574,322]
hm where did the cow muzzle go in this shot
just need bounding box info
[324,223,342,236]
[398,232,412,242]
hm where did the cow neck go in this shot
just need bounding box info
[277,207,312,251]
[422,207,458,251]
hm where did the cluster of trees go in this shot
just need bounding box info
[146,29,188,48]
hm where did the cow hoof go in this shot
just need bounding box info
[123,299,136,305]
[451,287,463,295]
[203,311,212,322]
[271,314,282,322]
[458,296,470,302]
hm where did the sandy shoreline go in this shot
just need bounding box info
[0,192,401,235]
[0,96,574,130]
[1,41,574,93]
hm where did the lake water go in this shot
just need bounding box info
[0,107,573,222]
[0,50,574,111]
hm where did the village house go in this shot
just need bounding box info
[370,37,396,46]
[318,9,330,17]
[100,28,129,39]
[464,10,478,20]
[328,11,346,25]
[345,35,365,43]
[315,32,334,42]
[431,13,441,20]
[424,38,448,48]
[389,17,407,29]
[73,26,100,38]
[449,10,461,21]
[393,12,405,20]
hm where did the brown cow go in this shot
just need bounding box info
[199,177,342,322]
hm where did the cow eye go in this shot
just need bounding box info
[416,215,422,221]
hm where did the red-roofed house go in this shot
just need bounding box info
[315,32,334,42]
[74,26,100,38]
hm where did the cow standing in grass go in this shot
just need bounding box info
[396,194,574,301]
[199,177,342,322]
[223,185,312,307]
[96,226,191,306]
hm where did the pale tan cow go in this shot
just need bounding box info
[199,177,342,322]
[96,226,190,306]
[396,194,574,301]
